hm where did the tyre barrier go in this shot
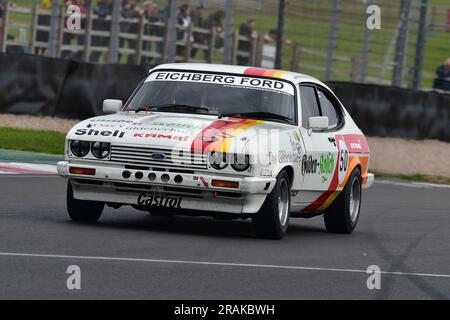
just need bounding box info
[0,53,449,142]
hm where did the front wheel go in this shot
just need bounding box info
[323,167,362,234]
[252,171,291,239]
[67,182,104,223]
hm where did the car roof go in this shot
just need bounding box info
[151,63,326,87]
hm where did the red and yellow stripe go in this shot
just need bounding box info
[244,68,286,78]
[302,134,370,213]
[190,119,264,154]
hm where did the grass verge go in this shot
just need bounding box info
[0,126,449,185]
[373,171,450,186]
[0,126,65,155]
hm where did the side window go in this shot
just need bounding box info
[317,88,341,129]
[299,86,320,129]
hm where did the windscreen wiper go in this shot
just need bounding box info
[218,111,293,123]
[142,104,213,113]
[134,106,152,113]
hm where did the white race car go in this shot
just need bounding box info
[58,64,374,239]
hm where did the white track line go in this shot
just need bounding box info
[0,252,449,279]
[375,179,450,189]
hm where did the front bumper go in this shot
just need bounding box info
[57,161,276,214]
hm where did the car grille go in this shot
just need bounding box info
[110,145,208,170]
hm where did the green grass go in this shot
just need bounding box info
[0,127,65,155]
[1,126,449,185]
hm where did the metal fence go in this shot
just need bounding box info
[0,0,449,89]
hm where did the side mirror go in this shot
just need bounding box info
[309,116,329,131]
[103,99,123,114]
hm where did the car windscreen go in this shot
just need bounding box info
[125,71,296,124]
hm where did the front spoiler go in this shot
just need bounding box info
[58,161,275,214]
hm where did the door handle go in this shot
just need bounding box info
[328,137,336,146]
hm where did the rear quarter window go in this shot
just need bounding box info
[299,85,321,129]
[317,88,341,129]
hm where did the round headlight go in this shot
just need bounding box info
[209,152,228,170]
[91,142,110,159]
[231,154,250,172]
[70,140,90,157]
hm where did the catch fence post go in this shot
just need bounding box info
[275,0,286,69]
[359,0,372,82]
[0,0,7,52]
[109,0,122,64]
[56,4,65,57]
[83,7,93,62]
[207,27,216,63]
[392,0,412,87]
[223,0,233,64]
[325,0,339,81]
[184,24,193,62]
[135,15,144,64]
[291,44,301,72]
[29,3,39,54]
[166,0,177,63]
[411,0,428,90]
[48,0,59,57]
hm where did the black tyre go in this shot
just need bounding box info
[67,182,104,223]
[324,167,362,234]
[252,170,291,239]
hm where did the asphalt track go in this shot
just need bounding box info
[0,175,450,299]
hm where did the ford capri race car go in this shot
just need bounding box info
[58,63,374,239]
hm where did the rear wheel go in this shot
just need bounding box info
[252,171,290,239]
[67,182,104,223]
[324,168,361,234]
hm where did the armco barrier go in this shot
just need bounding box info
[0,53,449,141]
[327,82,450,142]
[0,53,148,118]
[0,54,71,115]
[55,60,148,119]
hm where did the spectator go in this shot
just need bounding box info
[433,58,450,91]
[90,0,112,63]
[149,4,170,65]
[119,0,141,64]
[237,19,258,66]
[141,0,160,65]
[190,3,207,59]
[35,0,52,55]
[264,29,277,45]
[205,9,225,33]
[176,3,192,58]
[204,9,225,49]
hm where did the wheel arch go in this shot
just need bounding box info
[279,165,295,187]
[340,157,363,189]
